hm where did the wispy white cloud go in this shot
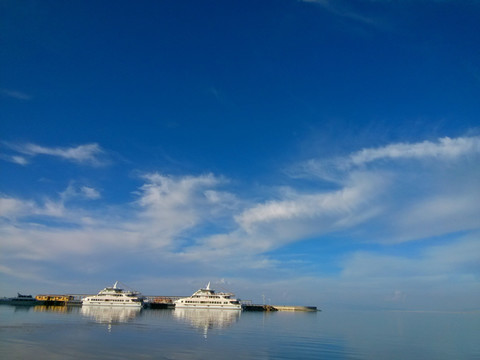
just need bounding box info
[285,135,480,245]
[0,224,140,261]
[0,183,101,222]
[300,0,378,26]
[0,195,65,220]
[338,232,480,309]
[0,197,35,219]
[80,186,101,200]
[60,183,102,202]
[3,142,108,166]
[128,173,234,250]
[0,263,47,283]
[0,173,231,262]
[299,136,480,180]
[349,136,480,167]
[393,192,480,242]
[235,171,385,236]
[5,135,476,266]
[0,88,32,100]
[0,154,29,165]
[175,171,388,266]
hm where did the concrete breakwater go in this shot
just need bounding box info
[243,304,318,312]
[272,305,318,312]
[243,304,278,311]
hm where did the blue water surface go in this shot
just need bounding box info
[0,305,478,359]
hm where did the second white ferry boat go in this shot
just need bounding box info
[174,282,242,310]
[82,281,144,308]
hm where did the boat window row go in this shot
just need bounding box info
[36,295,74,301]
[87,299,133,302]
[183,300,230,304]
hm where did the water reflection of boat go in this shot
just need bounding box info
[33,305,77,313]
[174,308,241,338]
[81,306,141,324]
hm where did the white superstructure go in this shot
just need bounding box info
[174,282,242,310]
[82,281,144,307]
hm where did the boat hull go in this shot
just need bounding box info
[7,300,40,306]
[82,302,142,308]
[175,304,242,310]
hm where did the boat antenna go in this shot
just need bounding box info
[113,281,118,289]
[115,281,139,293]
[206,282,210,290]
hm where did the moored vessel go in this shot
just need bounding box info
[174,282,242,310]
[4,293,40,306]
[82,281,144,307]
[35,294,74,305]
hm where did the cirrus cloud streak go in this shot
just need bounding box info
[2,142,108,166]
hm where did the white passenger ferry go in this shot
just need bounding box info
[174,282,242,310]
[82,281,144,307]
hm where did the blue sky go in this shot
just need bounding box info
[1,0,479,310]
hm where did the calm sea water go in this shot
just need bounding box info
[0,305,478,359]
